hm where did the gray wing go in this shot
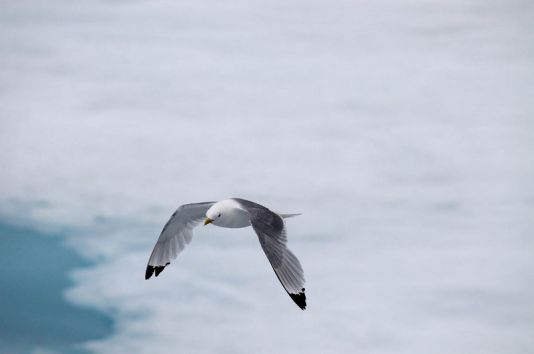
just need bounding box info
[233,198,306,310]
[145,202,215,279]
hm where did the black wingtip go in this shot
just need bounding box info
[145,263,170,280]
[154,265,165,277]
[289,288,307,310]
[145,265,154,280]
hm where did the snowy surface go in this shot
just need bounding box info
[1,0,533,353]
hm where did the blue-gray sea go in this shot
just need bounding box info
[0,0,533,353]
[0,223,112,354]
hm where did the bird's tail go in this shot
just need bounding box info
[279,213,302,219]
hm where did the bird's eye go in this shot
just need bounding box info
[218,214,221,218]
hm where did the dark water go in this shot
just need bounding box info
[0,222,113,354]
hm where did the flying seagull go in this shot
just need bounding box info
[145,198,307,310]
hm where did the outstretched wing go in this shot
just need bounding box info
[145,201,215,279]
[233,198,306,310]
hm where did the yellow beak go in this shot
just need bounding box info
[204,218,213,225]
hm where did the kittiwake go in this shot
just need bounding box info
[145,198,307,310]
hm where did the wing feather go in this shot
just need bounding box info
[145,201,215,279]
[233,198,307,310]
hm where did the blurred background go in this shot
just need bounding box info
[1,0,533,353]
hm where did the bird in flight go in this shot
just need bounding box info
[145,198,307,310]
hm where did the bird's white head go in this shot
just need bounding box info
[204,199,248,227]
[204,200,233,225]
[204,203,223,225]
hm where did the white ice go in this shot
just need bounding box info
[1,0,533,353]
